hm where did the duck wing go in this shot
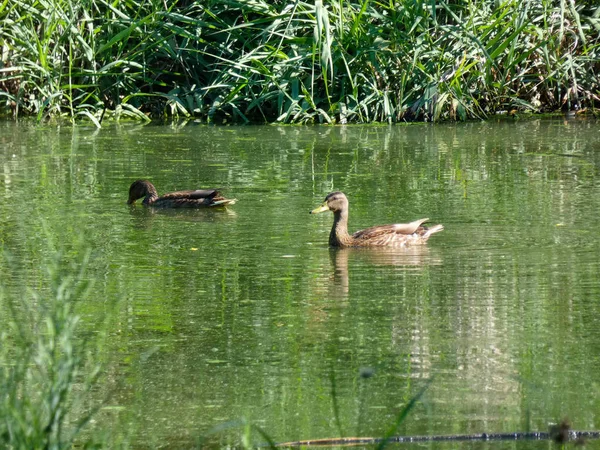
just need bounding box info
[151,188,237,208]
[352,218,430,241]
[160,189,219,200]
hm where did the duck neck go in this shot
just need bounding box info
[141,182,159,205]
[330,209,353,246]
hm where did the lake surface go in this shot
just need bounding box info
[1,119,600,448]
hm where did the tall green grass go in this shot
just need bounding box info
[1,0,599,124]
[0,249,104,448]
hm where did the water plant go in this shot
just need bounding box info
[0,248,104,449]
[1,0,599,123]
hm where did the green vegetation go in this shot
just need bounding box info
[0,249,104,449]
[0,0,598,124]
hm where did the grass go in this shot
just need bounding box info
[0,0,599,124]
[195,369,433,448]
[0,248,105,449]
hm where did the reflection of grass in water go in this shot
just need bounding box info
[0,247,110,448]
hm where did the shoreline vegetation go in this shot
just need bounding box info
[1,0,599,125]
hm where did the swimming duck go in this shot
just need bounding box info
[310,192,443,247]
[127,180,236,208]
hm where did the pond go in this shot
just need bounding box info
[1,118,600,448]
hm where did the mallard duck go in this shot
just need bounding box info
[127,180,236,208]
[310,192,443,247]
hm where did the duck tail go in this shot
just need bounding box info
[424,224,444,239]
[211,198,237,207]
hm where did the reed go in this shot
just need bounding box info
[1,0,598,124]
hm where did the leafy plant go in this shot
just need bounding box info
[1,0,599,123]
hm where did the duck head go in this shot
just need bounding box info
[310,191,349,214]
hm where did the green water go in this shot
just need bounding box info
[1,119,600,448]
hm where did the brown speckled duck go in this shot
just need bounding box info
[310,192,443,247]
[127,180,236,208]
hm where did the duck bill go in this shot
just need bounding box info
[310,203,329,214]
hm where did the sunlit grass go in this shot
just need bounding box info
[1,0,599,124]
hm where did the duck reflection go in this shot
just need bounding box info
[328,246,443,298]
[128,205,237,231]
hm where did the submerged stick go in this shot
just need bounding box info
[274,430,600,447]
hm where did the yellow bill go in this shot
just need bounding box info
[310,203,330,214]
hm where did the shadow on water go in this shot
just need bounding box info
[128,205,238,228]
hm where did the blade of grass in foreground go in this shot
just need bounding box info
[376,378,434,450]
[0,244,111,448]
[195,418,277,449]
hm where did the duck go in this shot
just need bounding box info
[127,180,236,208]
[310,191,443,247]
